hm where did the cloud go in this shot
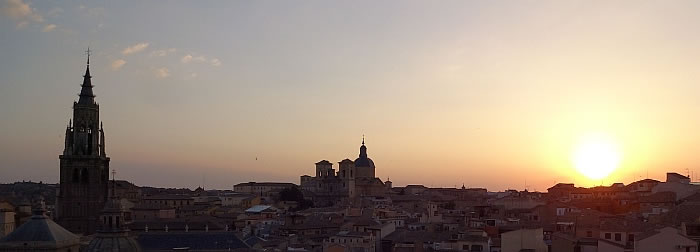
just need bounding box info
[190,73,198,78]
[1,0,44,27]
[181,54,193,63]
[150,48,176,57]
[210,58,221,67]
[121,42,150,55]
[154,67,170,79]
[193,56,206,62]
[47,7,62,17]
[181,53,210,65]
[111,59,126,70]
[41,23,55,32]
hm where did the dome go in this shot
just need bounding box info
[355,139,374,168]
[0,206,80,250]
[86,232,141,252]
[354,157,375,168]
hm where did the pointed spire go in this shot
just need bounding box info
[78,48,96,105]
[362,134,365,145]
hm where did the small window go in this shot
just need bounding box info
[605,233,611,239]
[615,233,621,241]
[586,231,592,237]
[462,245,469,250]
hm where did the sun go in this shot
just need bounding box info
[572,133,622,180]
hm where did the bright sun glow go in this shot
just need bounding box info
[572,133,622,180]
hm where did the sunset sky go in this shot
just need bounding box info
[1,0,700,191]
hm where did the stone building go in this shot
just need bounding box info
[301,139,387,206]
[56,54,111,235]
[86,180,140,252]
[0,198,80,252]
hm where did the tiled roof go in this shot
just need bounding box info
[131,203,174,210]
[0,212,79,246]
[640,192,676,203]
[143,194,193,200]
[137,232,249,250]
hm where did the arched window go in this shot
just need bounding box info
[81,168,89,184]
[72,169,79,183]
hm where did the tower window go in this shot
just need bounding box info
[81,168,89,183]
[73,169,80,183]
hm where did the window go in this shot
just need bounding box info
[471,245,483,251]
[605,233,611,239]
[462,245,469,250]
[614,233,621,241]
[628,234,634,242]
[586,231,593,237]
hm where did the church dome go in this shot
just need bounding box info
[354,157,375,168]
[354,139,375,168]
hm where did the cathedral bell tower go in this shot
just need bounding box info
[56,50,110,235]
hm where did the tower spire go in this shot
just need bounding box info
[78,48,95,105]
[362,134,365,145]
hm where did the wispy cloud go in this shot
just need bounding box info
[1,0,44,28]
[41,23,55,32]
[150,48,176,57]
[181,54,193,63]
[182,53,216,66]
[122,42,150,55]
[193,56,206,62]
[210,58,221,67]
[154,67,170,79]
[111,59,126,70]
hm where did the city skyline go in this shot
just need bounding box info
[2,1,700,191]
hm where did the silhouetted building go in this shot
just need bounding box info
[0,198,80,252]
[56,54,111,235]
[86,181,140,252]
[354,138,375,179]
[301,138,386,206]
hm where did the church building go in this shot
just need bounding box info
[56,53,111,235]
[300,139,387,207]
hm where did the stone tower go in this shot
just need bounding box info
[56,53,110,235]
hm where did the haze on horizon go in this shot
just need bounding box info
[1,0,700,191]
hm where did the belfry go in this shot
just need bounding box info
[56,50,111,235]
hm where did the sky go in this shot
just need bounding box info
[1,0,700,191]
